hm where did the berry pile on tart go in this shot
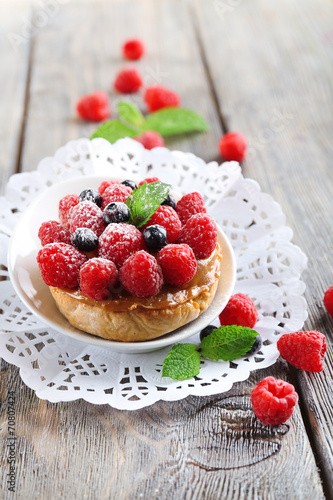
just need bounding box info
[36,178,222,342]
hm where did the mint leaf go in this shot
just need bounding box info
[144,108,209,136]
[117,101,146,128]
[126,181,171,227]
[90,120,137,142]
[162,344,201,380]
[199,326,258,361]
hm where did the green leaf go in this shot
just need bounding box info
[162,344,201,380]
[144,107,209,136]
[90,120,137,142]
[199,326,258,361]
[117,101,146,128]
[126,181,171,228]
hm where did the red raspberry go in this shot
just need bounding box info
[114,67,143,93]
[37,243,87,288]
[98,180,120,196]
[98,223,145,267]
[138,177,160,186]
[76,91,110,122]
[119,250,163,297]
[277,331,327,372]
[218,293,258,328]
[176,192,207,225]
[323,286,333,315]
[70,201,106,237]
[144,85,180,112]
[142,205,181,243]
[178,213,217,259]
[38,221,72,246]
[101,183,132,210]
[157,244,197,286]
[122,38,145,60]
[251,376,298,426]
[80,258,118,300]
[219,132,247,162]
[134,131,164,150]
[59,193,79,228]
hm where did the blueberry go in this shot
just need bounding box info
[143,225,168,251]
[103,202,131,225]
[199,325,217,341]
[72,228,99,252]
[162,193,176,210]
[245,335,262,356]
[121,179,138,190]
[79,189,102,207]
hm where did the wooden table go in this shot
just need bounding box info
[1,1,332,498]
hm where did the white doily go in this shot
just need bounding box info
[0,138,308,410]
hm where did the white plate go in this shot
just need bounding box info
[7,175,236,353]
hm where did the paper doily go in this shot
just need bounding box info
[0,138,308,410]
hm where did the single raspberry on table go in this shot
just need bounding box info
[176,192,207,225]
[80,258,118,300]
[76,91,110,122]
[37,243,87,288]
[138,177,160,186]
[144,85,180,112]
[114,67,143,93]
[38,221,72,246]
[98,180,120,196]
[70,201,106,237]
[142,205,181,243]
[119,250,163,297]
[101,183,132,210]
[251,376,298,426]
[98,223,145,267]
[157,244,197,286]
[134,131,164,150]
[218,293,258,328]
[219,132,247,162]
[277,330,327,372]
[122,38,145,60]
[323,286,333,315]
[178,213,217,259]
[59,193,79,228]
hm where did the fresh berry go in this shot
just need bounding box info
[176,192,207,225]
[277,331,326,372]
[98,223,145,267]
[119,250,163,297]
[114,67,143,93]
[76,91,110,122]
[218,293,258,328]
[142,205,181,243]
[98,180,120,196]
[143,225,168,251]
[69,201,106,237]
[71,228,99,252]
[178,213,217,259]
[121,179,138,190]
[80,258,118,300]
[246,335,262,356]
[59,193,79,228]
[38,221,72,246]
[78,188,102,207]
[162,193,176,210]
[101,183,132,210]
[323,286,333,315]
[219,132,247,162]
[37,243,87,288]
[138,177,160,186]
[122,38,145,60]
[251,376,298,426]
[199,325,217,342]
[103,202,131,225]
[157,244,197,286]
[134,131,164,150]
[144,85,180,112]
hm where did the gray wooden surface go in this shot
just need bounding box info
[0,0,332,498]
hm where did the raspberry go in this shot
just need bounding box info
[178,213,217,259]
[157,244,197,286]
[134,131,164,150]
[114,67,143,93]
[38,221,72,246]
[138,177,160,186]
[219,132,247,162]
[59,194,79,228]
[142,205,181,243]
[76,91,110,122]
[98,180,120,196]
[70,201,106,237]
[251,376,298,426]
[144,85,180,112]
[119,250,163,297]
[277,331,326,372]
[80,258,118,300]
[37,243,87,288]
[176,192,207,225]
[323,286,333,315]
[218,293,258,328]
[98,223,145,267]
[122,38,145,60]
[101,183,132,210]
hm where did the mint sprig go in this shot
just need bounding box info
[117,101,145,128]
[125,181,171,228]
[162,344,201,381]
[90,120,137,142]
